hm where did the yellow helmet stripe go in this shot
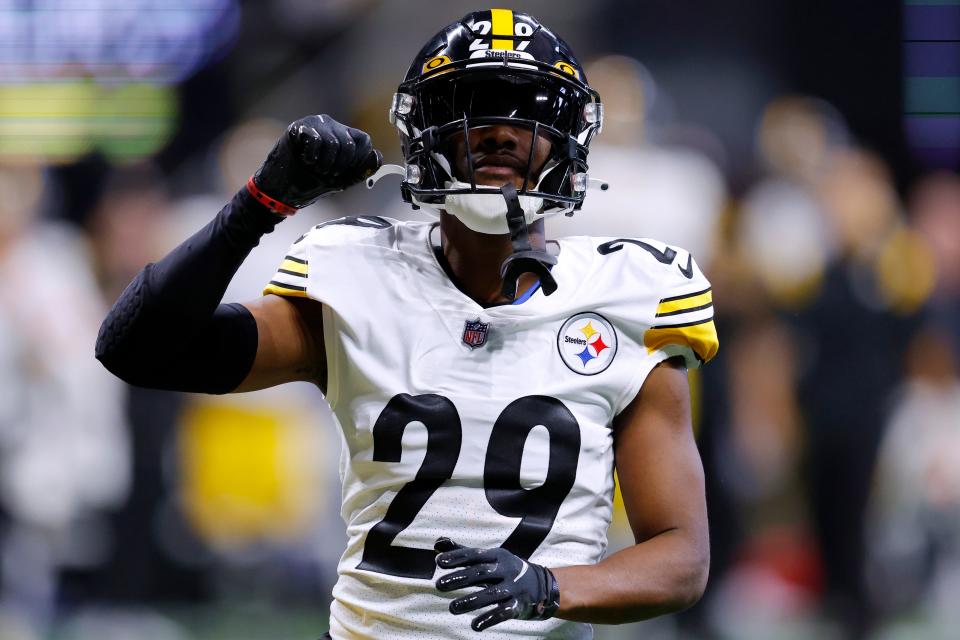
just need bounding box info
[490,8,514,50]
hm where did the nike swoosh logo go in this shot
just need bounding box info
[514,561,529,582]
[678,254,694,279]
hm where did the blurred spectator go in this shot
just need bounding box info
[910,173,960,359]
[739,96,848,307]
[678,96,847,639]
[869,328,960,624]
[0,164,129,633]
[549,55,727,266]
[794,149,929,638]
[867,171,960,633]
[695,102,934,640]
[77,165,209,605]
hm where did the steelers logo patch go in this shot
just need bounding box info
[557,312,618,375]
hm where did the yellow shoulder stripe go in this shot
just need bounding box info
[656,287,713,317]
[279,259,308,276]
[644,319,719,364]
[490,8,514,50]
[263,282,308,298]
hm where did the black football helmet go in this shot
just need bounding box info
[388,9,603,215]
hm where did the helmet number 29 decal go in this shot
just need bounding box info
[468,20,491,50]
[514,22,533,50]
[468,19,534,52]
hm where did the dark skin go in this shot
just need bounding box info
[553,355,709,622]
[441,123,552,307]
[234,124,709,623]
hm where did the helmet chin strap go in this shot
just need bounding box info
[499,183,558,300]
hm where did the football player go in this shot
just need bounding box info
[96,9,718,639]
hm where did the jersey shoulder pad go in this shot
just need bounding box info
[262,216,400,299]
[294,215,400,249]
[593,236,687,274]
[629,238,717,367]
[591,236,717,367]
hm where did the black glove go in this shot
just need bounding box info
[250,114,382,213]
[435,538,561,632]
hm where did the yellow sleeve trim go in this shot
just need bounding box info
[491,8,514,50]
[644,319,719,364]
[263,282,309,298]
[279,259,308,275]
[656,287,713,317]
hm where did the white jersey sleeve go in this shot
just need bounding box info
[263,215,395,303]
[639,241,718,368]
[578,236,719,415]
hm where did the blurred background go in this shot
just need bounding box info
[0,0,958,638]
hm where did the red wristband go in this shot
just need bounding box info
[245,176,298,216]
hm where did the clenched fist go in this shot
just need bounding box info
[250,114,382,213]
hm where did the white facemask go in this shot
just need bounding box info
[400,153,581,233]
[439,181,546,235]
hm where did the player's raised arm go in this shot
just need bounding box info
[95,115,380,394]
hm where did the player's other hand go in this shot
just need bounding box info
[434,537,560,632]
[252,114,382,211]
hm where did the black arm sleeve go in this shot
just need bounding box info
[95,189,285,394]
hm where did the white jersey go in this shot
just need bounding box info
[264,217,718,640]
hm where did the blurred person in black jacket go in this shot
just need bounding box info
[796,149,928,638]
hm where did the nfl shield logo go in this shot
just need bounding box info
[462,318,489,348]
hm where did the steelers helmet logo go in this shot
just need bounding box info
[557,312,618,375]
[553,60,579,79]
[422,55,451,73]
